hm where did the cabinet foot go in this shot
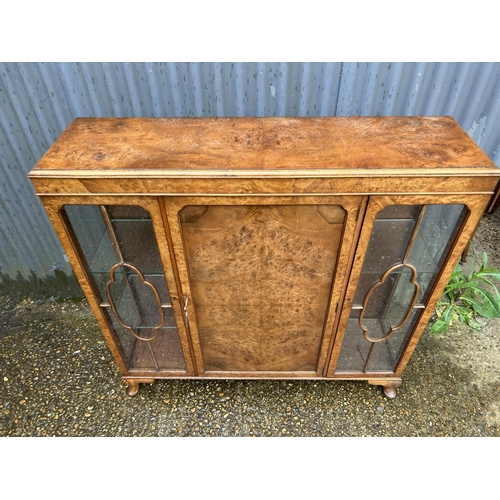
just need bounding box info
[368,379,402,399]
[122,378,155,397]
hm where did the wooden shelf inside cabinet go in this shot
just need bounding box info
[28,116,500,399]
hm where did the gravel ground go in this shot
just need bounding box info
[1,210,499,438]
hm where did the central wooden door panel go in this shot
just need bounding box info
[164,196,364,376]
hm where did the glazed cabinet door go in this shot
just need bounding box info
[164,196,365,377]
[328,194,492,378]
[42,197,195,377]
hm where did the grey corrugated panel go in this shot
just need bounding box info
[0,63,74,281]
[1,62,500,288]
[58,62,343,118]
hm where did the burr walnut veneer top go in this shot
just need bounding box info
[29,116,498,178]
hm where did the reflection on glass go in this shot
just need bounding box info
[337,203,467,373]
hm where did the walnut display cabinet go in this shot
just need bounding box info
[28,117,500,398]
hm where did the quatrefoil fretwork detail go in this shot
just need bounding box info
[106,262,165,342]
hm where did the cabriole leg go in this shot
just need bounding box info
[368,379,402,399]
[122,378,155,397]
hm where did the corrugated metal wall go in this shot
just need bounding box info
[1,62,500,294]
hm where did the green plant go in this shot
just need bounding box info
[431,250,500,333]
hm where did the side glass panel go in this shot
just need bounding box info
[179,204,346,372]
[336,203,468,373]
[63,205,186,372]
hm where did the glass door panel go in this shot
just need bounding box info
[336,203,468,373]
[178,204,347,372]
[62,204,186,372]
